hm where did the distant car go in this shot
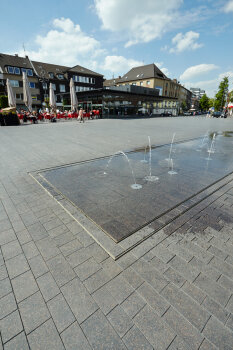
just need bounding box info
[213,112,221,118]
[183,112,191,116]
[160,112,172,117]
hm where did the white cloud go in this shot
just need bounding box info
[224,0,233,13]
[19,18,104,68]
[180,64,219,80]
[94,0,183,47]
[169,31,203,53]
[102,56,143,76]
[184,71,233,97]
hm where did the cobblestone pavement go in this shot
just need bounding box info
[0,118,233,349]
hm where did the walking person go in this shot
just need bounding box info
[78,108,84,123]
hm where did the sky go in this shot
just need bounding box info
[1,0,233,97]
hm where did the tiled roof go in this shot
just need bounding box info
[0,53,32,71]
[118,63,169,82]
[68,65,103,76]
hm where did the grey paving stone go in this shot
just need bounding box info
[37,272,60,301]
[102,257,123,279]
[149,243,176,263]
[53,230,76,247]
[11,219,26,233]
[92,284,118,315]
[166,241,194,262]
[28,319,65,350]
[207,244,228,260]
[164,266,186,287]
[226,295,233,313]
[168,255,199,282]
[61,277,98,324]
[202,296,230,324]
[61,321,92,350]
[208,256,233,280]
[19,291,50,334]
[190,256,221,281]
[22,240,39,260]
[0,310,23,343]
[167,336,191,350]
[132,259,169,292]
[120,291,146,318]
[5,253,29,279]
[0,228,17,245]
[12,270,38,302]
[0,277,12,298]
[122,325,153,350]
[46,254,76,287]
[84,268,112,294]
[20,211,38,227]
[107,305,134,337]
[16,228,32,245]
[162,283,210,331]
[47,223,69,238]
[181,281,206,304]
[81,309,127,350]
[60,238,82,256]
[0,264,7,281]
[163,306,204,349]
[117,252,138,269]
[28,254,49,278]
[66,247,92,267]
[66,220,83,235]
[26,224,48,243]
[0,218,12,232]
[86,242,109,263]
[43,217,63,231]
[47,293,75,333]
[0,293,17,320]
[105,275,134,304]
[137,282,170,316]
[74,257,101,281]
[199,339,218,350]
[4,332,29,350]
[149,255,170,273]
[120,266,144,289]
[36,237,60,260]
[134,305,175,350]
[226,313,233,332]
[194,273,231,307]
[203,315,233,349]
[76,228,94,247]
[1,240,22,260]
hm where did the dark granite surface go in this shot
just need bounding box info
[41,133,233,242]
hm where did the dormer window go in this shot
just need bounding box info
[7,66,14,74]
[49,72,54,78]
[57,74,64,79]
[14,67,20,75]
[27,69,33,76]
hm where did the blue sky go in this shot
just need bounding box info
[1,0,233,96]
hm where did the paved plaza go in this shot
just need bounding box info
[0,117,233,349]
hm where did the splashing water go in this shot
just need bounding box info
[144,136,159,182]
[103,151,142,190]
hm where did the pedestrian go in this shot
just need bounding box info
[78,108,84,123]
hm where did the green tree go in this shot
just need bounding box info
[209,98,215,107]
[214,77,229,111]
[229,90,233,103]
[180,101,187,111]
[0,95,8,109]
[199,94,210,111]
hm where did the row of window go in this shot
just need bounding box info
[73,75,95,84]
[15,93,39,101]
[7,66,33,76]
[9,80,36,88]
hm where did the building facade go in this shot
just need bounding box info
[0,53,103,109]
[104,64,192,115]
